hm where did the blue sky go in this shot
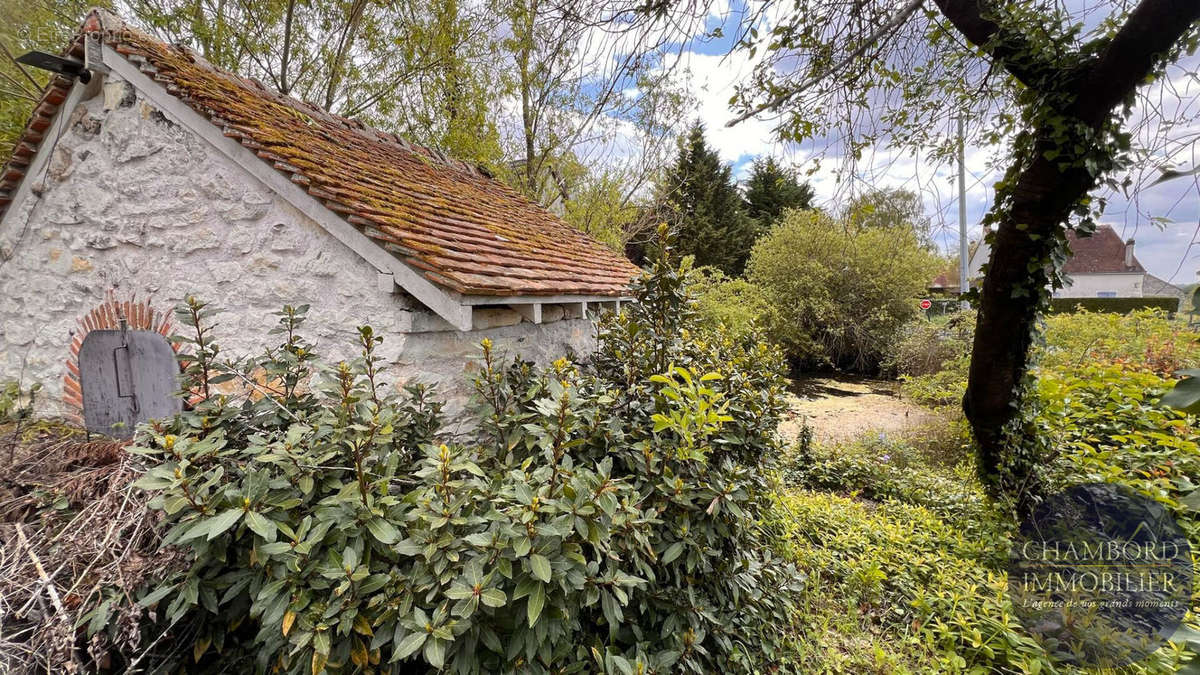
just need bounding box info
[657,1,1200,284]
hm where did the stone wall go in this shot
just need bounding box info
[0,73,597,429]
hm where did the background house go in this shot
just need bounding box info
[964,224,1184,304]
[0,11,638,428]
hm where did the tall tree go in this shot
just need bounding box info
[731,0,1200,504]
[392,0,505,167]
[663,122,756,276]
[498,0,697,208]
[0,0,107,157]
[742,156,814,226]
[843,188,935,249]
[126,0,504,163]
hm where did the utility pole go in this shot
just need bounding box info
[957,114,969,310]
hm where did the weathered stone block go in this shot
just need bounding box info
[472,308,523,330]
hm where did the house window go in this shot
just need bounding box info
[1096,291,1117,298]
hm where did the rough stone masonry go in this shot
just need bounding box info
[0,75,597,428]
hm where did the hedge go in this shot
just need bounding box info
[1047,296,1179,314]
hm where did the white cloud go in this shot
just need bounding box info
[660,49,779,164]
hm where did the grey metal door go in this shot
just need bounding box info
[79,326,181,438]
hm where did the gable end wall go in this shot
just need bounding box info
[0,74,595,427]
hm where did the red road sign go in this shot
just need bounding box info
[919,299,932,310]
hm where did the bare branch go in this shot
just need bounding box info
[727,0,926,127]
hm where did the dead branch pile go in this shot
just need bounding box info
[0,421,183,673]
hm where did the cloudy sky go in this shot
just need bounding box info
[654,1,1200,285]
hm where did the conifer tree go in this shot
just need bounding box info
[663,122,756,275]
[742,156,814,226]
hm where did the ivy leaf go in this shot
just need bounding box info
[529,554,552,582]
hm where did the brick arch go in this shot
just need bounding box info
[63,292,176,420]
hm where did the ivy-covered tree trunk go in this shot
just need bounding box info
[935,0,1200,499]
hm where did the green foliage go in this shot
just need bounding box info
[778,367,1200,673]
[886,312,975,379]
[842,189,935,250]
[785,435,991,537]
[732,0,1200,505]
[1041,309,1200,376]
[1163,369,1200,415]
[559,165,642,251]
[1046,296,1181,315]
[0,380,39,422]
[748,208,940,373]
[1036,364,1200,549]
[115,241,802,673]
[686,266,770,339]
[127,0,514,167]
[0,1,107,157]
[662,122,758,276]
[742,157,814,227]
[394,0,505,167]
[902,309,1200,406]
[773,491,1061,674]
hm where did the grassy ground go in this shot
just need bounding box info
[774,362,1200,673]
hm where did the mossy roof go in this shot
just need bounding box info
[0,10,639,298]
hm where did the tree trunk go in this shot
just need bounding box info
[931,0,1200,501]
[964,137,1096,494]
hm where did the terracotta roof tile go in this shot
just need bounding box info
[1064,226,1144,275]
[0,10,639,298]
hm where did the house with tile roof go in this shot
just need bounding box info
[0,10,638,425]
[963,224,1183,305]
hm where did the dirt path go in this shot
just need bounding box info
[777,376,938,446]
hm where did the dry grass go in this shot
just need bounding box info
[0,420,180,673]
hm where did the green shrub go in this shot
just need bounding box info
[886,311,975,378]
[687,265,770,339]
[1036,363,1200,549]
[747,209,940,373]
[0,380,39,423]
[900,358,969,408]
[901,308,1200,405]
[781,424,1200,674]
[784,435,994,541]
[1040,309,1200,376]
[113,247,803,673]
[773,491,1062,674]
[1046,296,1180,315]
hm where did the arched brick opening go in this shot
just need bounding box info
[63,292,176,422]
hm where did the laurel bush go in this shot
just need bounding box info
[117,242,802,673]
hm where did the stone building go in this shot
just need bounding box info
[0,11,638,427]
